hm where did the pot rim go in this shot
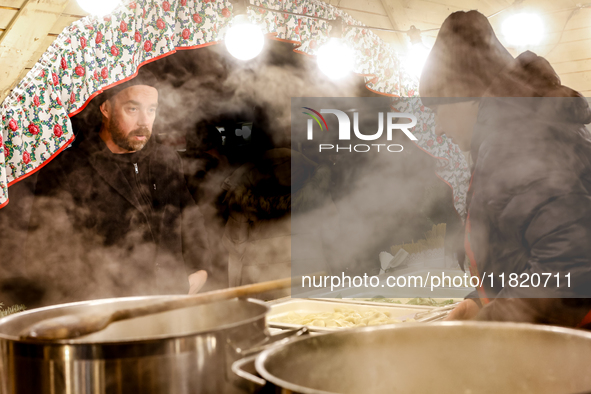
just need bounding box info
[0,295,269,345]
[254,321,591,394]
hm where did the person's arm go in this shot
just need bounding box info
[181,200,210,294]
[446,298,481,320]
[178,159,211,294]
[188,269,208,295]
[475,190,591,326]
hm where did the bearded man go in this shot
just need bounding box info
[25,71,210,306]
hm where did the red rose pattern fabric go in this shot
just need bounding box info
[0,0,469,217]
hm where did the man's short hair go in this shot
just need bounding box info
[97,68,160,106]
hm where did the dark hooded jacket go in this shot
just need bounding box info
[26,131,210,306]
[467,51,591,327]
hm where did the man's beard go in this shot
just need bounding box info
[109,120,152,152]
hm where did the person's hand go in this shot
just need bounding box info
[445,299,481,321]
[188,270,208,295]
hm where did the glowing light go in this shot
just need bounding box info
[77,0,121,17]
[225,15,265,61]
[403,43,430,79]
[502,13,544,46]
[317,38,355,79]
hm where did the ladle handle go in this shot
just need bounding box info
[112,277,293,323]
[20,277,294,340]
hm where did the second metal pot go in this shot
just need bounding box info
[242,321,591,394]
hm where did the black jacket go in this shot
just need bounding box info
[467,51,591,326]
[26,131,210,305]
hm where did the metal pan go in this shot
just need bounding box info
[237,321,591,394]
[0,296,270,394]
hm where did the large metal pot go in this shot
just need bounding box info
[238,322,591,394]
[0,296,270,394]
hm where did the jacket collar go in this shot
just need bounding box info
[79,131,152,214]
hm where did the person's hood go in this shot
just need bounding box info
[483,51,591,123]
[419,10,514,106]
[471,51,591,160]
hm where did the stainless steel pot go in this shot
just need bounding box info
[237,322,591,394]
[0,296,270,394]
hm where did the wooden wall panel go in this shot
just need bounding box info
[62,0,87,16]
[331,0,389,16]
[25,35,56,68]
[48,14,80,35]
[0,9,17,29]
[553,59,591,75]
[0,0,25,7]
[424,0,513,13]
[0,0,70,101]
[543,39,591,64]
[561,70,591,92]
[539,9,591,34]
[344,11,392,27]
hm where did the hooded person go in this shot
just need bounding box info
[24,69,210,307]
[420,10,591,327]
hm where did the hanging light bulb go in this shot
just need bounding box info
[77,0,121,17]
[402,26,430,79]
[317,38,355,79]
[225,0,265,61]
[404,44,430,79]
[225,15,265,60]
[317,18,354,79]
[502,13,544,46]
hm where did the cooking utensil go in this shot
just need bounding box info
[0,296,271,394]
[378,249,409,273]
[237,321,591,394]
[20,277,291,340]
[413,301,460,322]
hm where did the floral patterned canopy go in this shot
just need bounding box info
[0,0,470,217]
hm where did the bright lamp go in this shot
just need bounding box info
[225,15,265,61]
[317,38,355,80]
[404,43,430,79]
[502,13,544,46]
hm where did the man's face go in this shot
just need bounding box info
[433,100,479,151]
[100,85,158,153]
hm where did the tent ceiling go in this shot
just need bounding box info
[1,0,591,101]
[0,0,88,101]
[325,0,591,96]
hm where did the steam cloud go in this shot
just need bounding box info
[0,40,452,308]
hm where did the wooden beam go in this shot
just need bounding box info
[560,70,591,92]
[24,34,55,68]
[62,0,86,16]
[0,0,70,102]
[0,0,27,7]
[378,0,412,52]
[332,0,389,16]
[0,9,19,29]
